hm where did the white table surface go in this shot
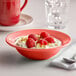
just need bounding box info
[0,0,76,76]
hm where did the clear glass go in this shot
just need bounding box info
[45,0,70,29]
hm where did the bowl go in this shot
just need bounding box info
[5,29,71,60]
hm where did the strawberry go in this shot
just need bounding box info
[45,37,55,43]
[40,32,50,38]
[28,34,38,41]
[37,39,48,45]
[26,38,35,48]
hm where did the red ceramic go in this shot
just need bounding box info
[5,29,71,60]
[0,0,28,26]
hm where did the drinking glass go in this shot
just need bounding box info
[45,0,70,29]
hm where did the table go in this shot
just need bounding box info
[0,0,76,76]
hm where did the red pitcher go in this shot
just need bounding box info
[0,0,28,26]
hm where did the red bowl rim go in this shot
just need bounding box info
[5,29,71,51]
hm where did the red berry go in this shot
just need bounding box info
[40,32,50,38]
[28,34,38,41]
[26,38,35,48]
[37,39,48,45]
[45,37,55,43]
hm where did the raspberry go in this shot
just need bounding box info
[28,34,38,41]
[26,38,35,48]
[45,37,55,43]
[40,32,50,38]
[37,39,48,45]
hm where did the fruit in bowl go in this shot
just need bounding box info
[5,29,71,60]
[15,32,62,49]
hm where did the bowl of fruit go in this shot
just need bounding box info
[6,29,71,60]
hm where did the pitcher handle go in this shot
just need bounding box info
[20,0,28,11]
